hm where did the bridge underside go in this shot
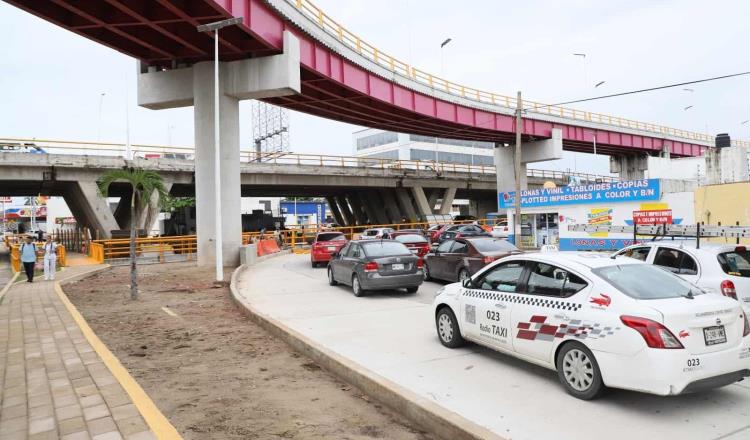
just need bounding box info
[6,0,709,157]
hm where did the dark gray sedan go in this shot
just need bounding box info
[327,240,424,296]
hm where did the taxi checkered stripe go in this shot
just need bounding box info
[463,290,582,311]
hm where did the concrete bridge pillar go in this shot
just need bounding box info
[494,128,563,193]
[336,196,356,226]
[64,181,120,239]
[410,187,433,220]
[346,194,367,225]
[138,30,301,267]
[379,189,403,223]
[394,188,418,222]
[438,187,457,215]
[326,196,346,226]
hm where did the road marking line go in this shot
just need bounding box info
[0,272,20,303]
[54,279,182,440]
[161,306,178,317]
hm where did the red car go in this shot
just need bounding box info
[429,224,454,244]
[393,234,431,261]
[311,232,348,267]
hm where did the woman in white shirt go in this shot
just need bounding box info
[43,236,58,281]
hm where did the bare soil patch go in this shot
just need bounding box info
[64,262,433,440]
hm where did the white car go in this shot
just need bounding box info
[432,252,750,399]
[491,220,510,238]
[614,242,750,313]
[362,228,395,239]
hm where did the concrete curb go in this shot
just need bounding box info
[229,260,504,440]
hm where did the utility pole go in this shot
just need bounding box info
[514,91,523,248]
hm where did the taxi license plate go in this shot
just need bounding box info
[391,263,404,271]
[327,246,336,251]
[703,325,727,346]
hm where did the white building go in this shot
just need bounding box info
[352,129,495,166]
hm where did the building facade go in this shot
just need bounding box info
[352,128,495,166]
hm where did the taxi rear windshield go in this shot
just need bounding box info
[592,264,702,299]
[717,250,750,277]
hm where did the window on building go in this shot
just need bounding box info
[356,132,399,150]
[409,149,493,165]
[360,150,399,160]
[408,134,493,149]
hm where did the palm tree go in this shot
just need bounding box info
[98,168,168,300]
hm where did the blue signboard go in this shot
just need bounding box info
[498,179,660,209]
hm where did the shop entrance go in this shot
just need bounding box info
[519,213,559,248]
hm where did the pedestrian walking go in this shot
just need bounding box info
[20,235,38,283]
[43,236,58,281]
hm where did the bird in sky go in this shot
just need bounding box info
[684,105,693,111]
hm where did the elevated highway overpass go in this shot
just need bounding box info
[0,146,614,237]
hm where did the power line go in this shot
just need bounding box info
[544,70,750,107]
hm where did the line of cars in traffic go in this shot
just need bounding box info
[309,223,750,400]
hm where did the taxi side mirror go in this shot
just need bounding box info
[462,277,473,288]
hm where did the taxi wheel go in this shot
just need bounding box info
[352,275,365,297]
[556,342,605,400]
[327,267,338,286]
[436,307,465,348]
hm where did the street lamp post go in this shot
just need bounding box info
[97,92,106,142]
[197,16,243,283]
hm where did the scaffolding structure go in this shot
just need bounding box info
[251,101,289,158]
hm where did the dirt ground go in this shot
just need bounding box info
[65,262,433,440]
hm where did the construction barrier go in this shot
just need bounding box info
[88,235,197,264]
[257,239,282,257]
[9,243,67,273]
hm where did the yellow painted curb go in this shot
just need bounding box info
[0,272,20,302]
[54,272,182,440]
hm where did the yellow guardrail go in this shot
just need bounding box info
[289,0,749,147]
[242,218,498,248]
[10,243,67,273]
[88,235,197,263]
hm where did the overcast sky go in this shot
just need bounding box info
[1,0,748,175]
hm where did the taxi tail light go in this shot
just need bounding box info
[743,314,750,337]
[364,262,379,272]
[620,315,684,349]
[720,280,738,300]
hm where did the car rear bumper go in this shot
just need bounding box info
[595,337,750,395]
[361,271,424,290]
[311,251,334,262]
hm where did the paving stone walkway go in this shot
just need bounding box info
[0,266,157,440]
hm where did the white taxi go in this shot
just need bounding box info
[613,242,750,314]
[432,252,750,399]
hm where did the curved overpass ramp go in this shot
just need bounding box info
[6,0,727,157]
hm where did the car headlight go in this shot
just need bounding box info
[435,286,445,297]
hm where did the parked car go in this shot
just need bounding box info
[613,242,750,313]
[429,224,453,244]
[393,234,431,260]
[327,240,423,296]
[311,231,348,267]
[390,228,426,238]
[491,219,511,238]
[361,228,395,239]
[424,237,520,282]
[438,224,490,242]
[433,252,750,399]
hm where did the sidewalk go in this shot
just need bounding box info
[0,266,158,440]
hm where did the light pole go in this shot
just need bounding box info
[440,38,452,76]
[97,92,106,142]
[124,73,132,160]
[573,53,587,87]
[197,16,243,283]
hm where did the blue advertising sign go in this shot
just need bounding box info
[498,179,660,209]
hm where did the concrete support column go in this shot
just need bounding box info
[438,187,457,215]
[138,181,173,233]
[494,128,563,193]
[326,196,346,226]
[65,181,120,239]
[410,187,433,220]
[193,62,242,267]
[113,195,131,230]
[609,155,648,180]
[394,188,418,222]
[357,192,377,225]
[364,191,389,225]
[336,196,356,226]
[495,144,527,193]
[426,189,440,214]
[380,189,403,223]
[346,194,367,225]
